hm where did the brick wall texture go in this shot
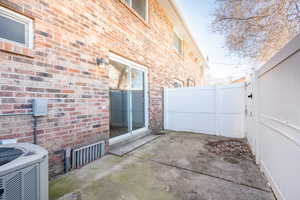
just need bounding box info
[0,0,205,177]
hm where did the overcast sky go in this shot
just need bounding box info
[174,0,253,79]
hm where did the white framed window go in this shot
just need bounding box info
[0,6,33,48]
[187,78,195,87]
[123,0,148,21]
[173,79,184,88]
[173,31,183,55]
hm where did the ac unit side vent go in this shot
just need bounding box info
[0,164,39,200]
[0,179,3,200]
[71,141,105,169]
[24,166,38,200]
[6,172,22,200]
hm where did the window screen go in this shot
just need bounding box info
[0,15,26,45]
[124,0,130,6]
[132,0,146,20]
[173,32,183,55]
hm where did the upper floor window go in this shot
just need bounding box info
[187,78,195,87]
[0,6,33,48]
[124,0,148,21]
[173,31,183,55]
[173,79,184,88]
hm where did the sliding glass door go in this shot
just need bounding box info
[131,68,145,131]
[109,60,130,139]
[109,56,147,140]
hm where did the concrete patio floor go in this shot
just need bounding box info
[49,132,275,200]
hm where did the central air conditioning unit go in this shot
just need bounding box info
[0,143,48,200]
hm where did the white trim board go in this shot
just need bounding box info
[0,6,33,48]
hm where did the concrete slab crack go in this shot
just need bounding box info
[133,155,272,194]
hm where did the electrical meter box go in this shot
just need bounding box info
[32,99,48,116]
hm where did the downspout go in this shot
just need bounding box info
[33,116,38,144]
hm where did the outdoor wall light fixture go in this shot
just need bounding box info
[248,93,253,99]
[96,57,109,68]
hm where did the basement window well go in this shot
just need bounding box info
[0,6,33,48]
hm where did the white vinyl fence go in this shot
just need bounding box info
[164,35,300,200]
[246,34,300,200]
[164,83,245,138]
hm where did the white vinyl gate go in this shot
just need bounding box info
[164,83,245,138]
[245,35,300,200]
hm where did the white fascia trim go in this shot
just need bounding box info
[167,0,208,67]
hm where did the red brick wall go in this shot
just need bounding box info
[0,0,204,177]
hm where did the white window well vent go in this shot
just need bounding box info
[71,141,105,169]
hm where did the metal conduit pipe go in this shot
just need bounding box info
[0,99,48,145]
[0,112,38,145]
[0,113,33,116]
[33,116,38,145]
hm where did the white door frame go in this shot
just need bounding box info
[109,53,149,145]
